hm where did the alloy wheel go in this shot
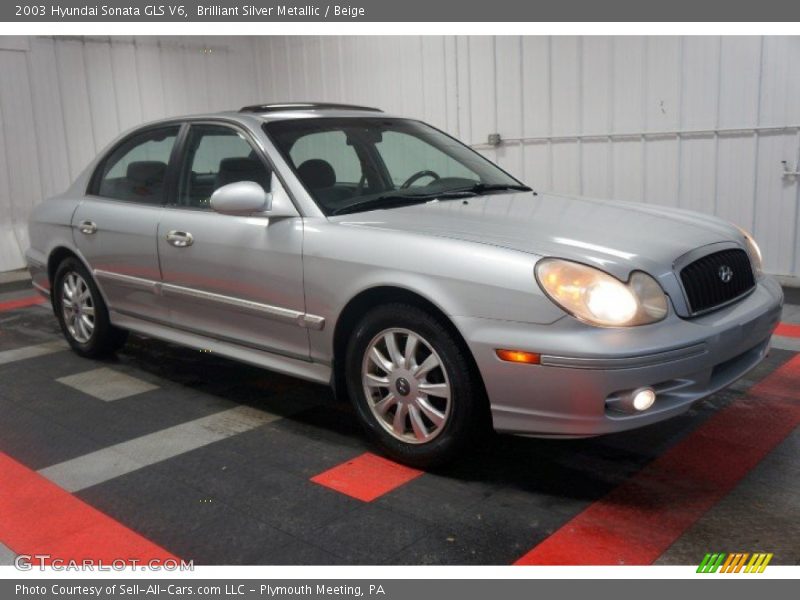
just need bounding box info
[60,271,95,343]
[361,327,452,444]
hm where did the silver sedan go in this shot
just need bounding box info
[26,103,783,466]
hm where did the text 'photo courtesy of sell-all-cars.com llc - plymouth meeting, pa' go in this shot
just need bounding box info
[25,102,782,468]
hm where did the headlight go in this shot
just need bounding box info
[535,259,668,327]
[738,228,763,277]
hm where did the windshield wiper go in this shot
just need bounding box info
[330,189,475,216]
[456,182,533,195]
[329,183,530,216]
[331,194,437,216]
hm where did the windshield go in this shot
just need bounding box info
[263,117,526,216]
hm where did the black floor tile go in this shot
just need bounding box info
[373,470,501,525]
[145,442,363,538]
[78,469,295,565]
[169,512,297,565]
[80,464,223,522]
[0,308,60,352]
[216,417,367,477]
[0,279,36,294]
[296,504,431,564]
[12,349,115,379]
[249,538,349,565]
[394,524,532,565]
[0,397,103,469]
[1,371,231,451]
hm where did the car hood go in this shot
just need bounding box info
[331,191,743,279]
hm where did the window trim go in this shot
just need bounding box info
[168,122,272,212]
[165,118,301,215]
[86,122,185,205]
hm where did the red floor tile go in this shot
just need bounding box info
[311,452,424,502]
[775,322,800,338]
[0,295,45,312]
[0,452,177,565]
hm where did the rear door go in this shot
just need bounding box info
[157,122,309,359]
[73,124,182,321]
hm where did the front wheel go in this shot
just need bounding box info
[53,257,128,358]
[345,303,487,468]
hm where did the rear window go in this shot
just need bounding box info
[91,126,179,204]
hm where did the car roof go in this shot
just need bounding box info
[129,103,402,132]
[241,102,382,114]
[238,102,402,122]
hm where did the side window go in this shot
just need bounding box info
[94,126,179,203]
[376,131,476,187]
[289,131,362,188]
[176,125,271,209]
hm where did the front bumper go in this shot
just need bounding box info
[456,276,783,437]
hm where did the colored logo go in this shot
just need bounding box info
[697,552,773,573]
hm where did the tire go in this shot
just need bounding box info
[53,257,128,358]
[345,303,487,468]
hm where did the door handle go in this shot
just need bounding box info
[78,220,97,235]
[166,230,194,248]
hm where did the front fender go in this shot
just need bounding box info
[303,220,565,361]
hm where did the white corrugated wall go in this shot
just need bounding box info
[0,35,262,272]
[252,36,800,281]
[2,35,799,280]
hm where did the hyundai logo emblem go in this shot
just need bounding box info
[718,265,734,283]
[395,377,411,396]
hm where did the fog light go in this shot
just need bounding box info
[632,387,656,411]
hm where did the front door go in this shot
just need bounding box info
[157,123,309,359]
[73,125,181,321]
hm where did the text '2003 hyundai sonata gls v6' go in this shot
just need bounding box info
[26,103,783,467]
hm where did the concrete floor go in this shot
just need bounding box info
[0,281,798,566]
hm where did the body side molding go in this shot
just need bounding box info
[93,269,325,330]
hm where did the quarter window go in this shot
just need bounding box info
[176,125,271,210]
[93,126,179,203]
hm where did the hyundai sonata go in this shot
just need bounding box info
[26,103,783,466]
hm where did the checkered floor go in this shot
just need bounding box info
[0,281,798,565]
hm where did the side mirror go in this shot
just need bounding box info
[210,181,272,215]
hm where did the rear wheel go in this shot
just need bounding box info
[345,303,486,468]
[53,257,128,358]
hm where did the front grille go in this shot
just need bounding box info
[680,248,755,315]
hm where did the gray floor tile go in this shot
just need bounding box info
[0,340,66,365]
[56,367,159,401]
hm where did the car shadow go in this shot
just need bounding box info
[112,332,751,508]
